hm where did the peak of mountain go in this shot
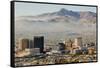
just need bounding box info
[56,8,80,18]
[59,8,68,13]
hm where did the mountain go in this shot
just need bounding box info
[56,8,80,18]
[80,11,96,19]
[79,11,96,23]
[16,8,96,23]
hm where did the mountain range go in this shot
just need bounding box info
[16,8,96,23]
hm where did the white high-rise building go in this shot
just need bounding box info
[74,37,82,48]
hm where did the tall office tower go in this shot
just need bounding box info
[74,37,82,48]
[18,38,29,50]
[65,39,73,51]
[29,40,34,48]
[67,39,73,47]
[34,36,44,53]
[58,43,65,51]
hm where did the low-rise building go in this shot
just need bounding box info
[25,48,40,56]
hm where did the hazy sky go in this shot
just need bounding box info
[15,2,96,17]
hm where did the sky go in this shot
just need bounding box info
[15,2,96,17]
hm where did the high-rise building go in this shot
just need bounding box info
[65,40,73,52]
[58,43,65,51]
[67,39,73,47]
[58,43,66,54]
[29,40,34,48]
[74,37,82,48]
[34,36,44,53]
[88,47,95,54]
[18,38,29,50]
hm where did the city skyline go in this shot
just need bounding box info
[15,35,97,66]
